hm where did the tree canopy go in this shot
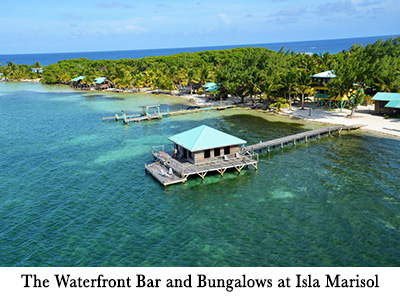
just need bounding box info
[2,36,400,109]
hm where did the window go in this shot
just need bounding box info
[204,149,211,159]
[224,146,230,155]
[214,148,220,157]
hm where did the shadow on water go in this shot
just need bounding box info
[84,94,124,101]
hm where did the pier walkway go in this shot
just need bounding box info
[102,105,236,124]
[243,124,365,153]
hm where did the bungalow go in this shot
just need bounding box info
[168,125,246,164]
[94,77,112,90]
[71,76,86,88]
[371,92,400,115]
[31,68,43,74]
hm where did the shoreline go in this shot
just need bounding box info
[3,80,400,139]
[282,104,400,139]
[180,93,400,139]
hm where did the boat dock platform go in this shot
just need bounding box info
[102,105,236,124]
[243,124,365,153]
[145,145,259,186]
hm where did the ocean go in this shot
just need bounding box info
[1,82,399,266]
[0,35,398,66]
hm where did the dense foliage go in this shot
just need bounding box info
[0,62,43,80]
[2,37,400,109]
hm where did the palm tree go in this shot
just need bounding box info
[281,71,298,109]
[4,62,19,79]
[296,69,313,109]
[186,68,199,95]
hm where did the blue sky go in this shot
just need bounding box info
[0,0,398,54]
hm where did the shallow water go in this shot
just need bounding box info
[1,83,399,266]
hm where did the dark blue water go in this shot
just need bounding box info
[1,82,400,266]
[0,35,397,66]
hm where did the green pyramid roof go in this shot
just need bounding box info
[168,125,246,152]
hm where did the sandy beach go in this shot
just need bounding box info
[183,94,400,138]
[284,104,400,138]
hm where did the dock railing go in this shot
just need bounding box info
[190,152,258,173]
[151,145,258,178]
[151,146,185,176]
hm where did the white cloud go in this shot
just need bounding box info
[219,13,231,24]
[124,25,144,32]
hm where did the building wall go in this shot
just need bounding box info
[192,145,240,164]
[374,101,399,114]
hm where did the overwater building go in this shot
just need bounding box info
[145,125,258,186]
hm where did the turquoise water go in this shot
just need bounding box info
[1,82,400,267]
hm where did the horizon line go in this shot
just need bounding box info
[1,34,399,57]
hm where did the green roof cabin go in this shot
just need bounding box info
[168,125,246,164]
[145,125,258,186]
[94,77,112,90]
[372,92,400,115]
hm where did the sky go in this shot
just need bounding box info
[0,0,399,54]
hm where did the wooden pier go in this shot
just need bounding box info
[145,124,364,186]
[243,124,365,153]
[102,105,236,124]
[145,145,258,186]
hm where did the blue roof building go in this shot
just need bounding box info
[202,82,220,92]
[71,76,85,82]
[94,77,107,84]
[372,92,400,114]
[168,125,246,164]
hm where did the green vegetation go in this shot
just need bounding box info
[0,61,43,80]
[2,37,400,116]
